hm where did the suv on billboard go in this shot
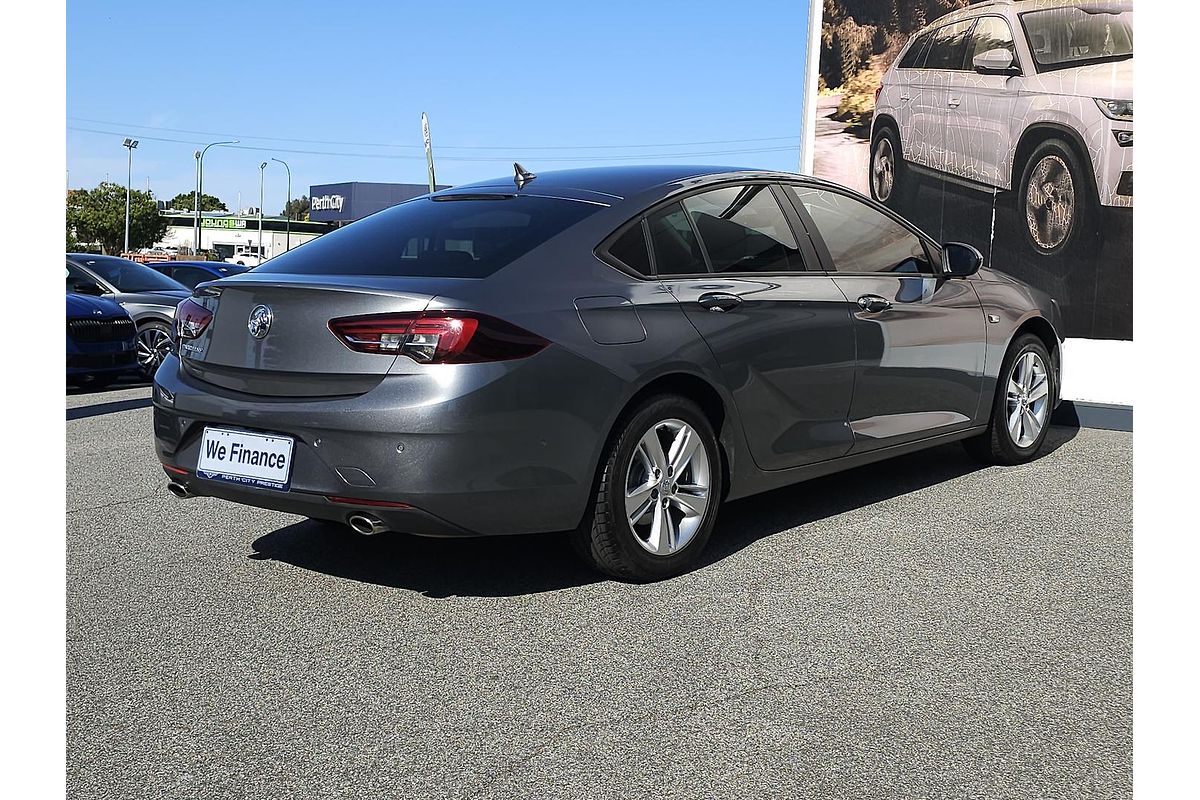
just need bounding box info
[870,0,1132,256]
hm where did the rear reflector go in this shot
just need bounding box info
[162,464,189,476]
[328,311,548,363]
[327,495,414,509]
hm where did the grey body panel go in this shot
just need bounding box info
[153,166,1061,537]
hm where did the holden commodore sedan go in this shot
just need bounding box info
[154,165,1063,581]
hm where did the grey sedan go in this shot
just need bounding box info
[67,254,190,377]
[154,165,1063,581]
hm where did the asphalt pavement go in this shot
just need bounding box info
[67,385,1132,799]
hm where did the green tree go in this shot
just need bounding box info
[66,182,168,254]
[168,191,227,212]
[282,195,310,221]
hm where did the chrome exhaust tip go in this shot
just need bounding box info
[166,480,191,499]
[348,513,388,536]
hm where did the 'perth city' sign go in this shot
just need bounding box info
[311,194,345,212]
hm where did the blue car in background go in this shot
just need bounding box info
[148,260,250,289]
[66,292,139,388]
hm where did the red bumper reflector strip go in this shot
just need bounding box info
[327,496,413,509]
[162,465,189,476]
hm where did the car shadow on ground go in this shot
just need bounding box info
[66,378,151,396]
[248,426,1079,598]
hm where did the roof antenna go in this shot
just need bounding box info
[514,162,536,190]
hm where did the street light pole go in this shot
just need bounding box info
[271,157,292,252]
[122,138,138,254]
[258,162,267,260]
[193,139,240,255]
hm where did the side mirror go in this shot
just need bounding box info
[943,242,983,278]
[973,48,1018,76]
[71,281,106,296]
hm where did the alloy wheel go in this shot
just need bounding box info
[624,418,711,556]
[137,326,172,374]
[872,136,895,202]
[1025,154,1075,251]
[1005,350,1050,448]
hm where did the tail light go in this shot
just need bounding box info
[176,298,213,340]
[875,86,882,104]
[328,311,549,363]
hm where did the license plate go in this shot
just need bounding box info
[197,427,294,491]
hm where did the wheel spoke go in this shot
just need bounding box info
[672,491,706,518]
[638,428,669,475]
[1028,376,1049,401]
[668,426,700,477]
[1022,409,1041,441]
[646,502,668,555]
[1007,404,1023,441]
[625,481,656,526]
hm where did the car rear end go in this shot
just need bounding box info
[66,295,139,382]
[153,191,614,537]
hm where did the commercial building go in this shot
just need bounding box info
[157,212,333,261]
[308,182,448,224]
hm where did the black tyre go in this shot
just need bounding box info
[869,125,909,210]
[136,321,173,379]
[963,333,1056,465]
[1017,138,1097,256]
[572,395,723,582]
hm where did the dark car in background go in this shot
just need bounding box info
[66,292,138,388]
[66,254,190,377]
[155,165,1063,581]
[149,260,251,290]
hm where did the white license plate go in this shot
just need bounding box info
[197,427,294,491]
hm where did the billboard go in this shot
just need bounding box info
[811,0,1132,341]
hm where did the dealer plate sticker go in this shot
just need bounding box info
[197,427,294,491]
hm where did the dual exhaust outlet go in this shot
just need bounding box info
[166,480,390,536]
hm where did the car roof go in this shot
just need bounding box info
[934,0,1129,26]
[438,165,779,202]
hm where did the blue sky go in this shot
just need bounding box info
[67,0,812,214]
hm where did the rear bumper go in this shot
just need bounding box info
[152,349,617,536]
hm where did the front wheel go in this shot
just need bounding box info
[572,395,723,582]
[963,333,1056,465]
[1017,138,1096,256]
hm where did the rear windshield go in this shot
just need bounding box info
[71,255,187,293]
[254,195,602,278]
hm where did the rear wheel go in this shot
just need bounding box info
[964,333,1056,465]
[870,126,909,209]
[572,395,723,582]
[136,321,172,378]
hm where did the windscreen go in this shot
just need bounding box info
[255,195,603,278]
[73,256,187,293]
[1020,6,1132,71]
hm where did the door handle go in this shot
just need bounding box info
[857,294,892,313]
[899,94,911,102]
[947,97,961,108]
[698,292,742,313]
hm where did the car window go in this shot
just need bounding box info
[607,221,651,276]
[172,267,215,288]
[968,16,1017,66]
[69,255,185,292]
[66,262,96,292]
[646,203,707,276]
[1019,6,1132,71]
[787,187,932,275]
[256,195,601,279]
[682,185,804,274]
[922,20,975,71]
[897,32,932,69]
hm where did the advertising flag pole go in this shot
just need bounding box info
[422,112,437,194]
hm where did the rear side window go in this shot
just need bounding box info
[897,32,932,69]
[255,195,601,278]
[682,185,805,273]
[788,187,931,275]
[646,203,707,276]
[608,222,651,276]
[923,20,975,71]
